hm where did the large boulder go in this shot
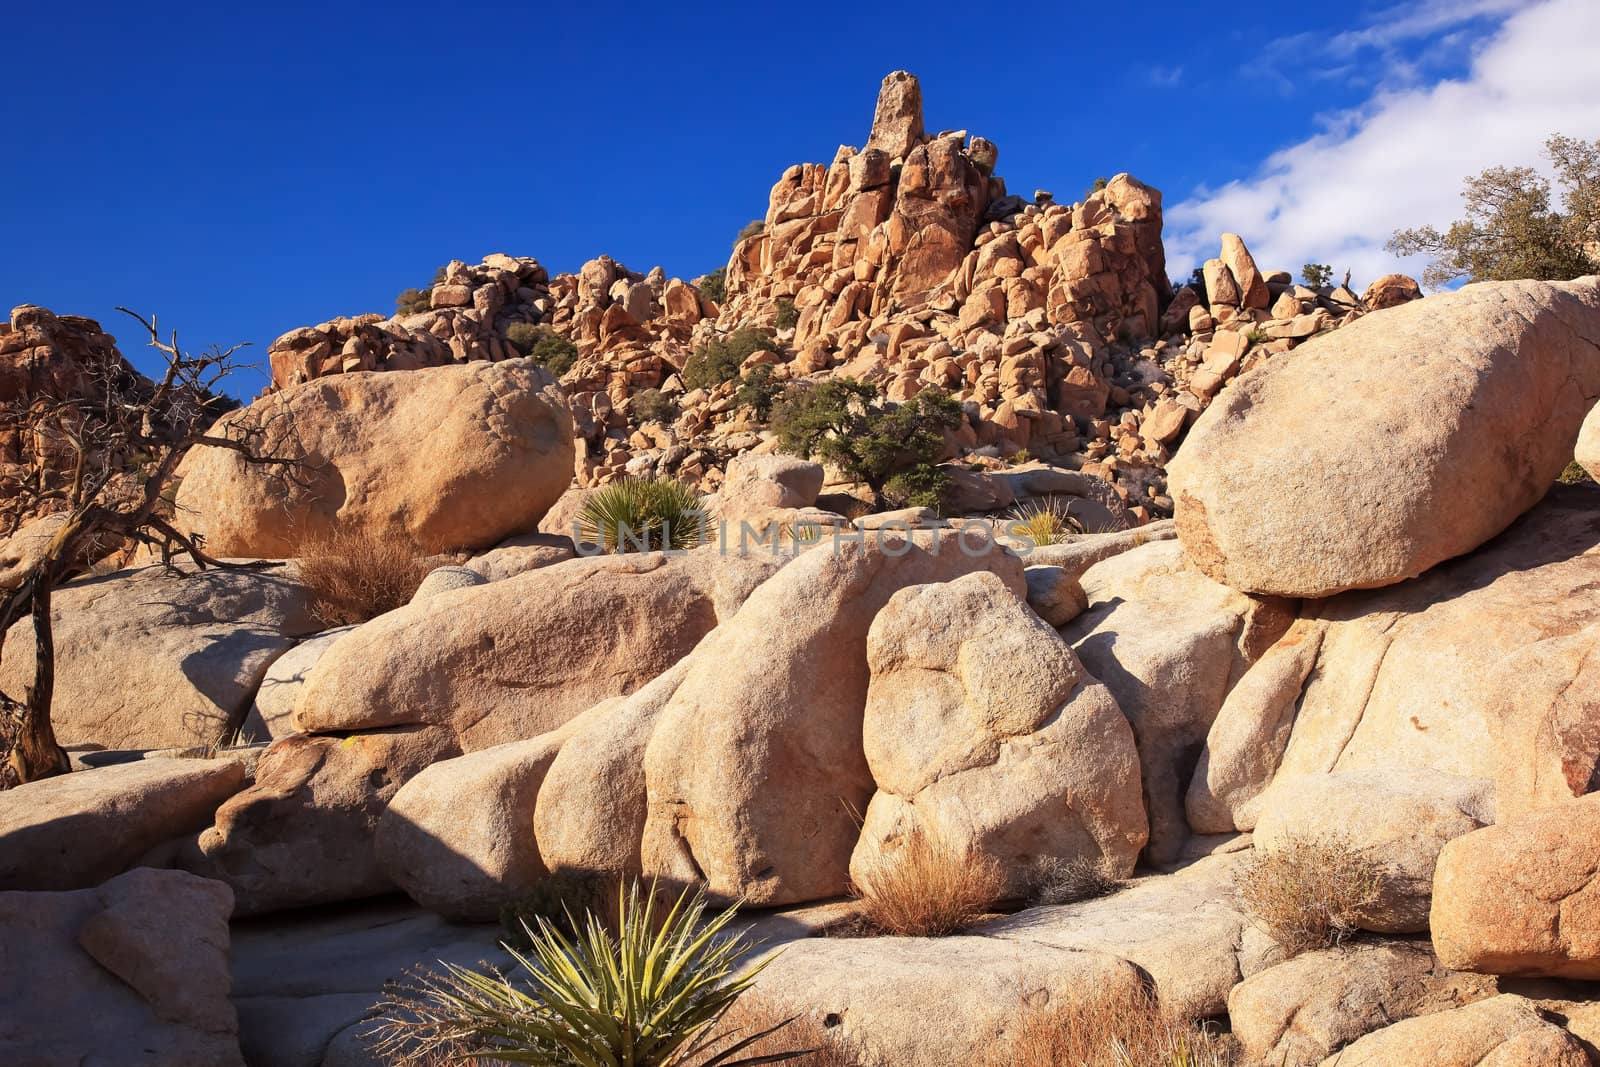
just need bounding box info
[0,867,243,1066]
[1062,539,1293,863]
[850,572,1147,897]
[174,358,574,557]
[640,531,1026,906]
[1169,277,1600,597]
[375,721,585,921]
[1194,485,1600,834]
[0,756,247,891]
[241,625,359,742]
[0,562,320,749]
[1229,940,1497,1066]
[1432,793,1600,979]
[294,548,784,751]
[181,728,456,915]
[1324,994,1592,1066]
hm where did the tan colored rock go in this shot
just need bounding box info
[1323,994,1591,1066]
[851,572,1146,897]
[1022,564,1088,626]
[1170,278,1600,598]
[0,757,247,891]
[182,728,457,915]
[863,70,924,162]
[242,625,358,742]
[0,562,319,750]
[464,531,575,582]
[1202,258,1240,307]
[1577,401,1600,482]
[175,358,574,557]
[0,867,243,1066]
[713,453,825,529]
[1363,272,1424,310]
[1432,793,1600,979]
[295,549,784,750]
[1064,540,1293,863]
[640,531,1026,906]
[1230,940,1497,1066]
[534,659,693,880]
[1219,233,1269,309]
[376,721,588,920]
[0,512,120,590]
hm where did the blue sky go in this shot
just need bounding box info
[3,0,1595,396]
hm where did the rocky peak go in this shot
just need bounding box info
[864,69,924,162]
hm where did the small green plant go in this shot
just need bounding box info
[395,267,447,316]
[1009,449,1031,464]
[1559,459,1592,485]
[1300,263,1334,289]
[1243,326,1270,346]
[1007,498,1084,548]
[733,365,781,422]
[682,328,778,391]
[507,325,578,377]
[578,478,706,553]
[1236,833,1389,956]
[632,388,678,425]
[772,381,962,511]
[369,880,805,1067]
[698,268,727,304]
[774,298,799,331]
[735,219,765,244]
[883,464,948,512]
[1085,176,1109,198]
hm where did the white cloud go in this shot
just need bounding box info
[1166,0,1600,288]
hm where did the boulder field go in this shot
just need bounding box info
[3,77,1600,1063]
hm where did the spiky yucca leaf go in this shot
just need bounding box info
[367,881,800,1067]
[578,478,706,553]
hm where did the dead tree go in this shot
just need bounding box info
[0,309,301,786]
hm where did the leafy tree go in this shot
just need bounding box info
[1301,263,1334,289]
[772,380,962,511]
[697,268,727,304]
[1388,134,1600,289]
[681,328,777,391]
[733,365,780,421]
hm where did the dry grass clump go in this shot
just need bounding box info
[849,827,1006,937]
[296,527,440,625]
[1234,833,1388,956]
[1029,855,1124,907]
[978,983,1235,1067]
[1007,497,1085,547]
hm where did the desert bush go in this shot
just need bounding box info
[1235,833,1388,956]
[850,826,1006,937]
[977,982,1234,1067]
[882,463,949,512]
[1388,133,1599,288]
[772,380,962,511]
[395,267,447,316]
[296,528,439,625]
[1300,263,1334,289]
[1243,325,1271,346]
[578,477,706,553]
[1029,855,1123,907]
[774,298,799,331]
[505,325,577,378]
[1007,498,1084,547]
[1559,459,1592,485]
[735,219,766,243]
[733,365,781,421]
[369,881,805,1067]
[698,268,727,304]
[682,328,778,390]
[632,388,678,425]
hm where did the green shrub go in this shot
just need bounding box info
[394,266,447,316]
[884,463,949,512]
[369,880,804,1067]
[698,267,727,304]
[506,325,577,377]
[1085,176,1109,198]
[1301,263,1334,289]
[682,328,777,391]
[774,298,799,331]
[506,321,541,354]
[735,219,765,243]
[1560,459,1592,485]
[773,381,962,511]
[733,365,781,421]
[578,478,706,553]
[632,388,678,425]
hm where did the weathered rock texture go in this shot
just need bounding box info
[1170,276,1600,597]
[0,867,244,1066]
[851,571,1146,895]
[175,357,574,557]
[0,562,320,749]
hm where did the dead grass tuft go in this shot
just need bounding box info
[296,528,442,625]
[1029,854,1124,906]
[849,826,1006,937]
[977,983,1236,1067]
[1234,832,1388,956]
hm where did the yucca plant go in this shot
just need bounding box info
[368,881,805,1067]
[1006,497,1085,548]
[578,478,707,553]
